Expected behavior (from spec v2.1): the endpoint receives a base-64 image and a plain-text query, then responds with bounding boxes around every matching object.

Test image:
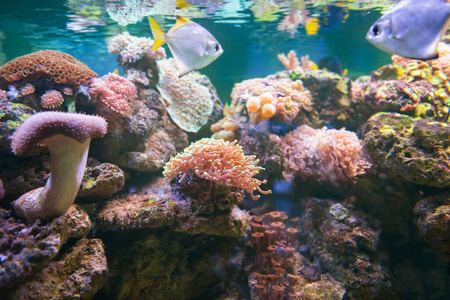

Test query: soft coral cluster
[89,73,137,115]
[281,125,372,186]
[163,138,270,200]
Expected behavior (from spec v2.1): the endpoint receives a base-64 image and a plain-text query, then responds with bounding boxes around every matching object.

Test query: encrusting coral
[10,111,108,219]
[157,58,214,133]
[281,125,372,186]
[0,50,97,88]
[163,138,271,201]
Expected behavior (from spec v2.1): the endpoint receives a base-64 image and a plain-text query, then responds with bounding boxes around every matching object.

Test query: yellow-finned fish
[149,15,223,76]
[366,0,450,60]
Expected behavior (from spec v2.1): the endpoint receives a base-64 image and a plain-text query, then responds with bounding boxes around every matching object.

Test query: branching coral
[163,138,270,200]
[281,125,372,186]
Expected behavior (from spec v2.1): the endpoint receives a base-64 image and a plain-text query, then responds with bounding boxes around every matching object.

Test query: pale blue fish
[149,15,223,75]
[366,0,450,59]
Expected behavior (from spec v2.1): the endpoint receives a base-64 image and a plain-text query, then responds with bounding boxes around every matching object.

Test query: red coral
[281,125,372,186]
[0,50,97,89]
[163,138,271,200]
[89,73,137,114]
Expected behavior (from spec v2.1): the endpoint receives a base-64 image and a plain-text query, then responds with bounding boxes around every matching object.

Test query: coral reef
[364,112,450,187]
[3,238,107,299]
[94,32,223,171]
[243,199,392,300]
[281,125,372,186]
[0,205,90,289]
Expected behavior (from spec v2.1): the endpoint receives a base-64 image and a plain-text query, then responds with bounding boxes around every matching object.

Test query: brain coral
[163,138,271,200]
[157,58,213,133]
[0,50,97,89]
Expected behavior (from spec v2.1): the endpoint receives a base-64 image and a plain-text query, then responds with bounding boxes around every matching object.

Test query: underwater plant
[10,111,107,219]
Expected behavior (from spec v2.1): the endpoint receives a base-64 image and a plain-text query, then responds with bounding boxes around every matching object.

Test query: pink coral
[41,90,65,109]
[89,73,137,114]
[281,125,372,186]
[163,138,271,200]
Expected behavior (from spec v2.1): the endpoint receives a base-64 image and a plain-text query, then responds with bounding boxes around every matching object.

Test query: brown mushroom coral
[10,112,107,220]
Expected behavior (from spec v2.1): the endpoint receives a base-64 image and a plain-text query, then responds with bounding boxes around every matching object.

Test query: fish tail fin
[148,16,166,52]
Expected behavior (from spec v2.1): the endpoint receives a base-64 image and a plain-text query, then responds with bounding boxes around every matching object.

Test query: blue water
[0,0,394,101]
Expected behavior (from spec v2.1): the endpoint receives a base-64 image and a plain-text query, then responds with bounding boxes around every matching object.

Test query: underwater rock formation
[77,159,125,200]
[3,238,107,300]
[98,229,235,300]
[0,102,35,155]
[415,193,450,261]
[364,112,450,187]
[96,178,249,237]
[0,205,90,289]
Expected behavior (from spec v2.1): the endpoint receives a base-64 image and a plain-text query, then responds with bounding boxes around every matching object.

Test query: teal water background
[0,0,394,101]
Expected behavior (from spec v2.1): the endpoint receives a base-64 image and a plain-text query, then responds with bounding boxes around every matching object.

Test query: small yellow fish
[366,0,450,59]
[149,15,223,76]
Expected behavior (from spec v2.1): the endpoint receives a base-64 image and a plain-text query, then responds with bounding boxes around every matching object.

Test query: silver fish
[149,15,223,75]
[366,0,450,59]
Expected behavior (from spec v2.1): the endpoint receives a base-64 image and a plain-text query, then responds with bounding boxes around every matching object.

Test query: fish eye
[372,24,381,36]
[214,43,220,52]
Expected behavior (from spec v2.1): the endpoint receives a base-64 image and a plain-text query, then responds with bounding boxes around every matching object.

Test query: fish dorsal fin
[168,15,192,34]
[148,16,166,52]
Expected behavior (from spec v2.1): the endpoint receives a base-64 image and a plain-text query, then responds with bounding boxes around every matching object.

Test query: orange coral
[0,50,97,89]
[163,138,271,200]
